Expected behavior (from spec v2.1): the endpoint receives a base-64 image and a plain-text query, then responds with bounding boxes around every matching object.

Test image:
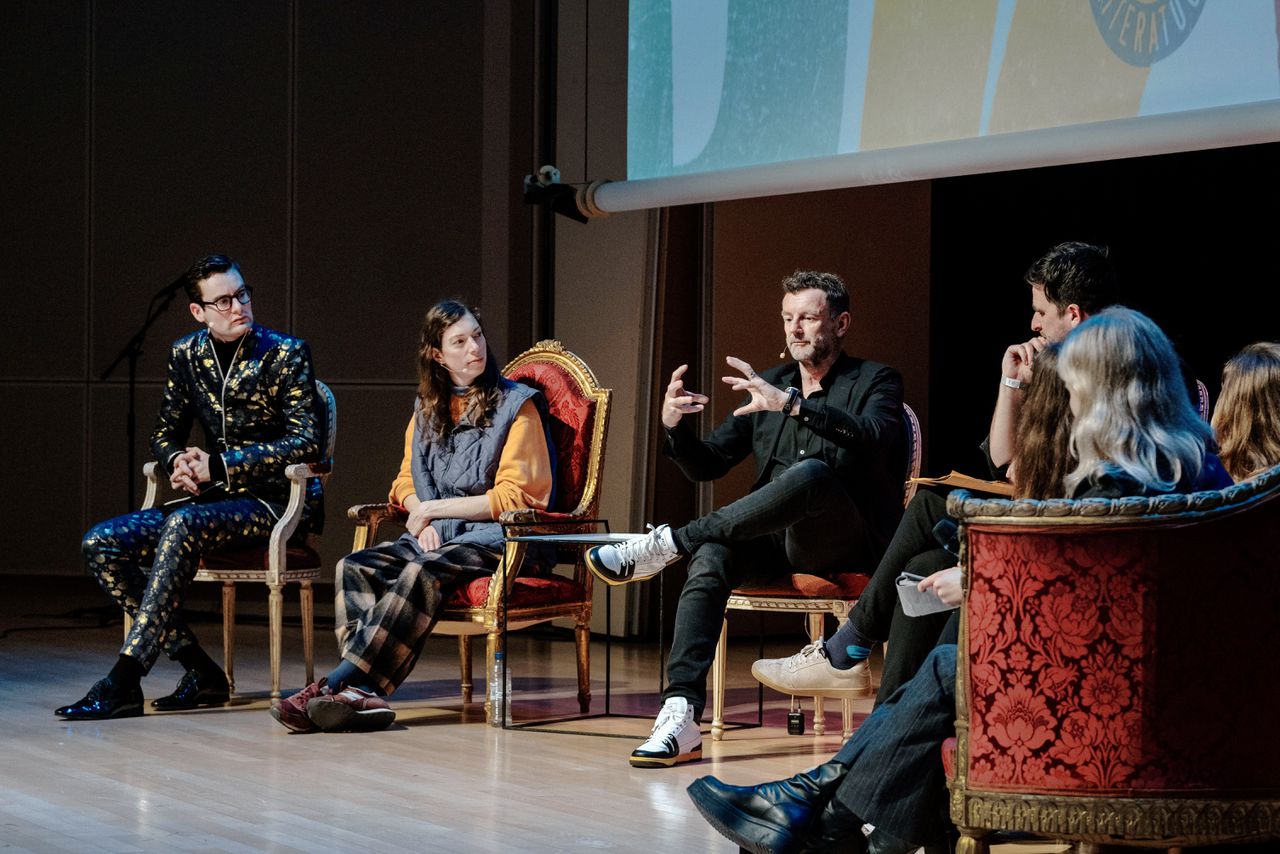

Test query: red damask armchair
[944,465,1280,852]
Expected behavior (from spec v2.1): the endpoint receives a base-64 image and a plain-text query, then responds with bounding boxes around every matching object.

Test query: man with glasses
[58,254,322,720]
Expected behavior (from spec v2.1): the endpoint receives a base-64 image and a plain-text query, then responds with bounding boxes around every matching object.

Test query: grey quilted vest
[409,378,547,550]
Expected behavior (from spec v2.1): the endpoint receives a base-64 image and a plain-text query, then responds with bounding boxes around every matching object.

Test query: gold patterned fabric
[84,501,276,669]
[152,324,323,525]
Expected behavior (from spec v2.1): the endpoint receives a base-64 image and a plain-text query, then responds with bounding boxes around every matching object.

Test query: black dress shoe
[687,759,849,854]
[55,676,144,720]
[151,668,230,710]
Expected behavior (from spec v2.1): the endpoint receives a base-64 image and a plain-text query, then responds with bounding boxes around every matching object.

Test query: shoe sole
[151,690,231,711]
[269,705,318,734]
[306,699,396,733]
[629,745,702,768]
[686,778,794,854]
[751,668,874,700]
[56,702,144,721]
[585,546,679,588]
[584,547,635,587]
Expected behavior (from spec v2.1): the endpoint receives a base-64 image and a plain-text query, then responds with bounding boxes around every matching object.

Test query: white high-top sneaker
[751,641,873,698]
[585,524,681,586]
[630,696,703,768]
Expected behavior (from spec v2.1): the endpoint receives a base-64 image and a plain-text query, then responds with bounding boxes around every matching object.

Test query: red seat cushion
[201,542,322,571]
[735,572,871,600]
[445,573,587,609]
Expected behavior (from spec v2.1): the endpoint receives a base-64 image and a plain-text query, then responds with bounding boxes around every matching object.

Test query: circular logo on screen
[1091,0,1204,66]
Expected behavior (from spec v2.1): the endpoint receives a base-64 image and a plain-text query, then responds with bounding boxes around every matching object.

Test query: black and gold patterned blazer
[151,324,323,528]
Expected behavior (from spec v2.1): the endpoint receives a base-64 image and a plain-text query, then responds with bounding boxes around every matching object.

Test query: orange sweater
[389,397,553,518]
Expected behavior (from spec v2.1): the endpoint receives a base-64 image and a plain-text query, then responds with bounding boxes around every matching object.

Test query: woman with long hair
[271,300,555,733]
[1212,341,1280,482]
[1057,306,1227,497]
[700,308,1232,854]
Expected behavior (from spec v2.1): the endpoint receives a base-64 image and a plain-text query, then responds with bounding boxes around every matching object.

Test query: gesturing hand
[723,356,788,416]
[661,364,709,428]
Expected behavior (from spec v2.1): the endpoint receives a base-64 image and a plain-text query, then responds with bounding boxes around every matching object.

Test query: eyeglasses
[199,286,253,313]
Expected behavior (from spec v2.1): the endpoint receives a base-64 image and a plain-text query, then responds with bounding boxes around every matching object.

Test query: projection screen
[591,0,1280,213]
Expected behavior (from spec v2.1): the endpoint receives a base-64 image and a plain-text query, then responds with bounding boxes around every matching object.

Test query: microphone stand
[99,275,186,511]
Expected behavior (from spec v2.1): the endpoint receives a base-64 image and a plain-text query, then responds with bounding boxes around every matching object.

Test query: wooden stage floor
[0,577,1063,853]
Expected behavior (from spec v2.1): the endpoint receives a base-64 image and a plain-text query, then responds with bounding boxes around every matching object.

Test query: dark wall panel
[0,386,87,574]
[0,3,88,379]
[86,383,165,529]
[91,1,290,380]
[318,386,418,570]
[294,5,484,382]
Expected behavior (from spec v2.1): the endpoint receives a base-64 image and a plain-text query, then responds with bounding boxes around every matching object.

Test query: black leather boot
[686,759,849,854]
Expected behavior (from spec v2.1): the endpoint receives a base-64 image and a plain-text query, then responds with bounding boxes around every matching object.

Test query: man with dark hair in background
[585,270,907,767]
[57,254,322,721]
[986,241,1119,475]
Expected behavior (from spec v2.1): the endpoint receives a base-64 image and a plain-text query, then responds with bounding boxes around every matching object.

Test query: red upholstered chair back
[947,467,1280,838]
[503,341,609,518]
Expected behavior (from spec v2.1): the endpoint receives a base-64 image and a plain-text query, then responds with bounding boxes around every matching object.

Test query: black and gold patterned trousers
[82,499,276,672]
[335,536,498,695]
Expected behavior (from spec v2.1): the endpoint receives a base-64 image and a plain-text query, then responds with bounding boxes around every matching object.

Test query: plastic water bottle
[489,650,513,726]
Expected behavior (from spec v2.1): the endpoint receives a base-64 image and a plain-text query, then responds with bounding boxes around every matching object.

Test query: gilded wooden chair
[710,402,922,741]
[1195,378,1210,421]
[944,465,1280,853]
[138,380,336,703]
[347,340,610,723]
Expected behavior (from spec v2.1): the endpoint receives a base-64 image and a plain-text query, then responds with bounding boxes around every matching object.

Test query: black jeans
[664,459,877,715]
[831,488,957,703]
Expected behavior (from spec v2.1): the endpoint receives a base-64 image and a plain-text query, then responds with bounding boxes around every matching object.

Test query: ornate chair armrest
[141,462,161,510]
[499,509,604,534]
[494,513,608,598]
[285,461,332,481]
[347,502,407,551]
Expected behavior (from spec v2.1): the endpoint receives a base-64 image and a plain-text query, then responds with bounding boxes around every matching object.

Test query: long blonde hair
[1212,342,1280,481]
[1057,307,1211,496]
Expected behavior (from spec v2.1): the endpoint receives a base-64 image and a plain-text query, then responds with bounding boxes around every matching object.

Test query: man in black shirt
[586,270,906,767]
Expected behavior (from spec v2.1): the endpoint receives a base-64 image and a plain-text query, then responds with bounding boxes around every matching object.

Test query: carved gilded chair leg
[300,581,314,685]
[268,582,284,703]
[484,630,506,725]
[808,613,826,736]
[840,697,852,740]
[459,636,473,704]
[575,619,591,713]
[221,582,236,694]
[955,830,990,854]
[711,618,728,741]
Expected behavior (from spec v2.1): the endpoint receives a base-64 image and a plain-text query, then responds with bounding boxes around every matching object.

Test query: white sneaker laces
[617,525,671,565]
